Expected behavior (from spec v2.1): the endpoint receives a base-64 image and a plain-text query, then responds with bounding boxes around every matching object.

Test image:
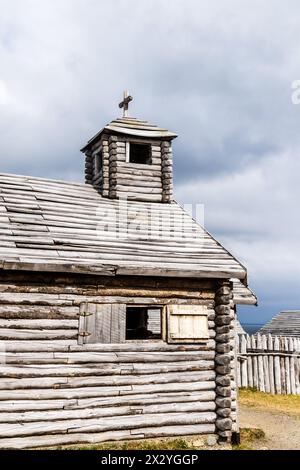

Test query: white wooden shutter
[79,303,126,344]
[167,305,209,343]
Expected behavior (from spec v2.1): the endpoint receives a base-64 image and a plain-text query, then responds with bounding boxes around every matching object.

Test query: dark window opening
[126,307,162,340]
[94,151,103,174]
[129,143,151,165]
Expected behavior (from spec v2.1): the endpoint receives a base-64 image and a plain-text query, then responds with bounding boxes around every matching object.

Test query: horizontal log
[0,319,78,330]
[1,350,215,365]
[114,162,162,172]
[0,401,216,424]
[2,340,77,352]
[0,367,215,384]
[0,391,216,413]
[52,351,215,363]
[0,329,77,341]
[0,424,216,449]
[4,339,216,353]
[0,411,216,438]
[0,305,78,319]
[0,381,216,401]
[110,179,162,188]
[113,186,162,194]
[0,273,215,290]
[111,192,162,202]
[109,166,162,177]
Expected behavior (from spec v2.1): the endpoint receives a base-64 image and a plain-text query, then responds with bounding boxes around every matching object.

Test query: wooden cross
[119,90,133,118]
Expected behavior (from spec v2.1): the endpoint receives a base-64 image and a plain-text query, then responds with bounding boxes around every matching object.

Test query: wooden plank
[257,334,265,392]
[110,304,126,343]
[289,337,296,395]
[241,335,247,388]
[236,335,241,388]
[246,335,253,388]
[280,337,286,394]
[268,334,275,394]
[262,335,270,393]
[95,304,110,344]
[284,337,291,395]
[274,336,281,394]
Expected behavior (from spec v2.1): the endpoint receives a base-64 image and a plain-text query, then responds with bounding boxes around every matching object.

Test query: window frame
[125,304,163,342]
[125,141,152,165]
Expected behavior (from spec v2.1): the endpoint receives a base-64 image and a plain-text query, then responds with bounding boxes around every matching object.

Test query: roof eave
[0,259,246,280]
[80,127,178,153]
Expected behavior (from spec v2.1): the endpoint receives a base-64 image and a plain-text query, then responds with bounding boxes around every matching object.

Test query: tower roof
[81,117,177,152]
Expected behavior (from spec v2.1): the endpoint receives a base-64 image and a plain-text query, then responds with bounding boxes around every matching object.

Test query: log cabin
[0,93,257,449]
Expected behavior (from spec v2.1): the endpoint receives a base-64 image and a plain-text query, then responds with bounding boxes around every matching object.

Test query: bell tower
[81,92,177,203]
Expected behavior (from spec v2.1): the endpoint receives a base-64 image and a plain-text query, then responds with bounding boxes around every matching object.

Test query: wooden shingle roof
[0,173,250,289]
[258,311,300,338]
[81,117,177,152]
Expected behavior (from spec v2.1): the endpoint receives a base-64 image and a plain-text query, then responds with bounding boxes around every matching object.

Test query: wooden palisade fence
[237,333,300,395]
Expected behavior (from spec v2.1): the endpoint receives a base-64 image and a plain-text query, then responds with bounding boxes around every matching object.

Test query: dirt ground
[239,404,300,450]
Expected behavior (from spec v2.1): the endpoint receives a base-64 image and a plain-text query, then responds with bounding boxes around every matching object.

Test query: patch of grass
[241,427,265,441]
[233,427,265,451]
[49,438,196,451]
[239,388,300,415]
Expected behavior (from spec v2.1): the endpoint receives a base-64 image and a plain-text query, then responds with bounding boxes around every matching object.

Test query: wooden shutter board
[111,304,126,343]
[79,303,126,344]
[96,304,112,344]
[167,305,209,344]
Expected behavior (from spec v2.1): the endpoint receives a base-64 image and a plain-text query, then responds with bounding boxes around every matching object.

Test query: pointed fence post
[268,334,275,394]
[274,336,281,394]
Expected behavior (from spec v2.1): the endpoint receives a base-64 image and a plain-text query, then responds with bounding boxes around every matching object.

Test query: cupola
[81,92,177,203]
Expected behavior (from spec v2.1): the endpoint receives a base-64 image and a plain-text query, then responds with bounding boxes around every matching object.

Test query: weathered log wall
[0,272,237,449]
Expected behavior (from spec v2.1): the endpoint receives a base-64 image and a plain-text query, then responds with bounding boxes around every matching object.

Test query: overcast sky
[1,0,300,325]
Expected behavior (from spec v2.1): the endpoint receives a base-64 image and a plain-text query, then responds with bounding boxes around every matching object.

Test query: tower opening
[129,142,151,165]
